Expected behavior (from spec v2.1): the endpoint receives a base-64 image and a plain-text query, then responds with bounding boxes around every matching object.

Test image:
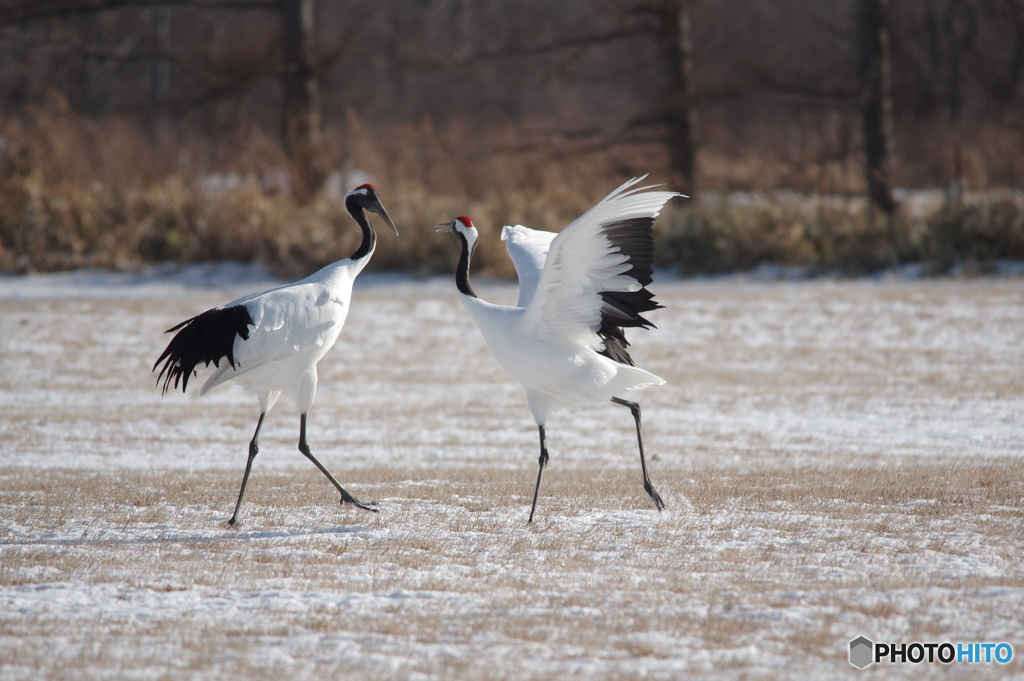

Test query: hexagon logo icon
[850,636,874,668]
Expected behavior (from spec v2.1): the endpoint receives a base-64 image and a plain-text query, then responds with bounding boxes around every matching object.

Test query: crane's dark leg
[528,425,549,523]
[298,414,377,513]
[229,413,265,526]
[612,397,665,511]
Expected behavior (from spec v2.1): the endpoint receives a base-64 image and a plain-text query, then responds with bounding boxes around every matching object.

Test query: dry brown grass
[3,109,1024,278]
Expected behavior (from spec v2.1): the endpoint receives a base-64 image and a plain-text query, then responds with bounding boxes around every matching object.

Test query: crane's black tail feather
[153,305,253,394]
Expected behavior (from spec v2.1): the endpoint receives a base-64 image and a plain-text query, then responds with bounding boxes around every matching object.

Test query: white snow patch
[1,271,1023,680]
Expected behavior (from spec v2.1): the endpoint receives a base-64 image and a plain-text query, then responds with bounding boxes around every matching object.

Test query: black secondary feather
[596,216,664,366]
[154,305,254,395]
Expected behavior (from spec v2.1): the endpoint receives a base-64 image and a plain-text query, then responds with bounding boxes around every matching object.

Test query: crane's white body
[457,177,674,425]
[201,260,367,415]
[459,296,664,424]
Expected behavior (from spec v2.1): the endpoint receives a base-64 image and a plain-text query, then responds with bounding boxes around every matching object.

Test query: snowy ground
[1,266,1023,679]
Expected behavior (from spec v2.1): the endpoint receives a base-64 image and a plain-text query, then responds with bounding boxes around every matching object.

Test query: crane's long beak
[435,221,456,233]
[370,200,399,236]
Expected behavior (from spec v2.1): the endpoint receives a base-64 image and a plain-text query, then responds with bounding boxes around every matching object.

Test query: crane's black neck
[344,193,376,262]
[454,230,478,298]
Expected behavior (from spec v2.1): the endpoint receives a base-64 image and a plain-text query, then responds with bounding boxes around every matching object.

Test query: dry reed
[2,110,1023,277]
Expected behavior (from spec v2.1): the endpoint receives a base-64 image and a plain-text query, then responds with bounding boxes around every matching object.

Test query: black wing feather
[153,305,254,394]
[596,216,664,366]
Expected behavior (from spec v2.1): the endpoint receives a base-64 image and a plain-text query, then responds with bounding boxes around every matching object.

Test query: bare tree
[151,5,171,145]
[280,0,323,203]
[1003,0,1024,105]
[655,0,698,196]
[857,0,897,213]
[3,0,1022,199]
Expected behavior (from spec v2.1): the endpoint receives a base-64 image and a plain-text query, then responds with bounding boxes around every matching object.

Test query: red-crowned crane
[154,184,398,525]
[438,176,681,522]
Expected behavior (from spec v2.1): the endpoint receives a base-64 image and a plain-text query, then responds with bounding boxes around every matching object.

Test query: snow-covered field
[1,266,1023,679]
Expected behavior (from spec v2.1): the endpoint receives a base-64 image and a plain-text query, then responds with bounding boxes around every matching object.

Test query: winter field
[1,266,1023,680]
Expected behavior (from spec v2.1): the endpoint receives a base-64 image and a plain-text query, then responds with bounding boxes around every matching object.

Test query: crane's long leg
[612,397,665,511]
[528,425,549,523]
[298,414,377,513]
[229,413,265,526]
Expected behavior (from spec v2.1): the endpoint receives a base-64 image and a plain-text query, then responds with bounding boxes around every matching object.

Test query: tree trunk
[280,0,323,203]
[659,0,698,197]
[1004,0,1024,105]
[857,0,897,214]
[151,6,170,149]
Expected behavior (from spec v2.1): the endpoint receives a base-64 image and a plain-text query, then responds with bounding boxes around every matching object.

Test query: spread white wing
[519,176,679,354]
[501,224,557,308]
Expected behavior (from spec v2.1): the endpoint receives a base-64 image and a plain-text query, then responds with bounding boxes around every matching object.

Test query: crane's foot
[340,495,379,513]
[645,481,665,512]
